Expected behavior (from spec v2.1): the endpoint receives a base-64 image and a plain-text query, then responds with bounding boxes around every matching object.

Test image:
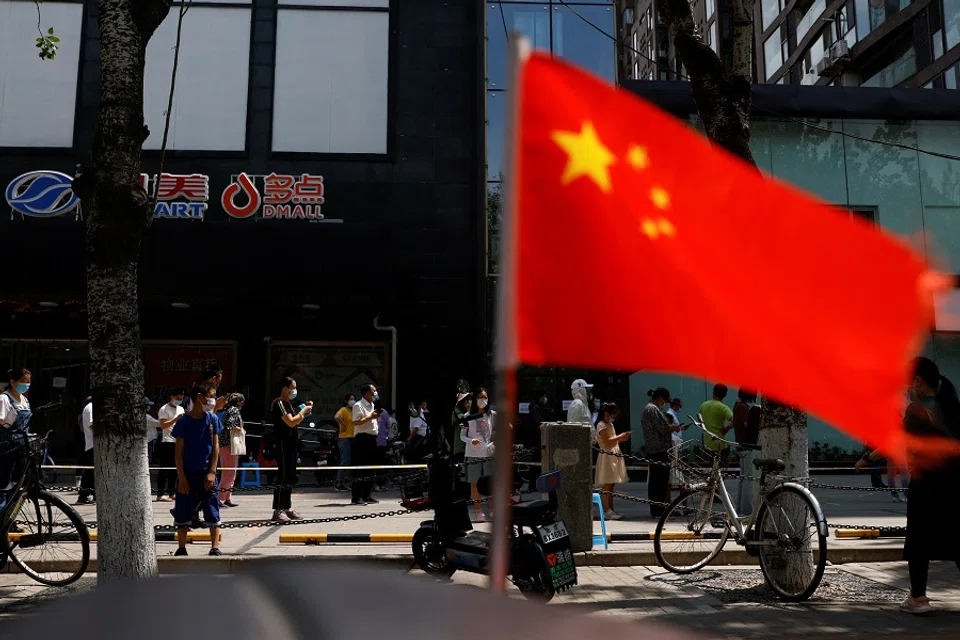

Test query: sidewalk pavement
[45,474,905,565]
[3,562,959,638]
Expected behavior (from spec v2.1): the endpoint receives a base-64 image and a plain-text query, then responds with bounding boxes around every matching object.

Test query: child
[173,381,223,556]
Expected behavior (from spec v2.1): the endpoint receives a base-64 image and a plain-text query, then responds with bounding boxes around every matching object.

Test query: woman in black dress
[862,357,960,614]
[271,377,312,522]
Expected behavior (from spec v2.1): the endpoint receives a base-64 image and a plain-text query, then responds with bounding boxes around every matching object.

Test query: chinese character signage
[221,173,326,220]
[143,344,235,399]
[139,173,209,219]
[5,170,335,222]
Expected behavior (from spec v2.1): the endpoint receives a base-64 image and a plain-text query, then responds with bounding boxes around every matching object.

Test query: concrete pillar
[542,422,593,553]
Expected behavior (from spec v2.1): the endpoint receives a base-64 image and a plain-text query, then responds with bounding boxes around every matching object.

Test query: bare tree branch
[152,0,192,212]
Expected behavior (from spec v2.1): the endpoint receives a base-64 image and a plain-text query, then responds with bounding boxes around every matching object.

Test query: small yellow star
[650,187,670,209]
[627,145,649,170]
[551,122,616,193]
[640,218,676,239]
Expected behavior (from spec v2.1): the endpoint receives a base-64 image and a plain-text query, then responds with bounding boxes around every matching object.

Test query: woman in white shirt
[155,388,185,502]
[460,388,495,522]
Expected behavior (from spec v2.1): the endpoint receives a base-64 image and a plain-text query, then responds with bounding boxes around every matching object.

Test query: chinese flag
[504,53,943,456]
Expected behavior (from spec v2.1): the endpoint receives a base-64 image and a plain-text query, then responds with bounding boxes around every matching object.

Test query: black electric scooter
[409,454,577,602]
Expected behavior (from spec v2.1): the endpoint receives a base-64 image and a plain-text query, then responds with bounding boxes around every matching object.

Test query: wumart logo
[5,170,79,217]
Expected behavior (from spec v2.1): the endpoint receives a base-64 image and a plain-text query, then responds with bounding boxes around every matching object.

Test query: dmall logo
[4,170,79,217]
[221,173,328,220]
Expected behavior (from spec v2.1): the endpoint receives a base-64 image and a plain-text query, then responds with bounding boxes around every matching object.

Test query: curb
[0,545,904,575]
[8,531,214,543]
[833,528,906,539]
[277,532,725,544]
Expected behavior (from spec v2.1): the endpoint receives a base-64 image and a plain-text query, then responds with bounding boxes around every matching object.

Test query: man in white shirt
[156,389,185,502]
[78,400,95,505]
[350,384,381,506]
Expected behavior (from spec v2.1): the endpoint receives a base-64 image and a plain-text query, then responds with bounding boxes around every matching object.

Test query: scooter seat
[511,500,552,521]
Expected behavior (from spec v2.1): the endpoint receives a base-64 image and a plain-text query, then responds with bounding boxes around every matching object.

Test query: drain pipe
[373,315,397,409]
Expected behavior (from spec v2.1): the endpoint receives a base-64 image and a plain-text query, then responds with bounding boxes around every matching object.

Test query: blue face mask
[372,392,380,402]
[15,383,30,394]
[288,388,298,400]
[593,400,600,410]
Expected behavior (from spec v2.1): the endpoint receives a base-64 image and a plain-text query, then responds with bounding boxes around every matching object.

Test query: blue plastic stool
[592,492,608,549]
[240,462,261,488]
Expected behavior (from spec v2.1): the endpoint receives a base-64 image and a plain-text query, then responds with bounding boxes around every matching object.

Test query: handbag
[230,427,247,456]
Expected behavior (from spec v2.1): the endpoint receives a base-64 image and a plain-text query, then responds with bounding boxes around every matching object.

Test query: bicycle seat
[753,458,785,472]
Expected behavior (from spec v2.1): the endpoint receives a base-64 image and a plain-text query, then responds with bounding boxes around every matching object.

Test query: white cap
[571,379,593,391]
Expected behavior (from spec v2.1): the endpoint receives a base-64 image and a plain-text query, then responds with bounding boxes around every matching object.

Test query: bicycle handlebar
[686,414,761,452]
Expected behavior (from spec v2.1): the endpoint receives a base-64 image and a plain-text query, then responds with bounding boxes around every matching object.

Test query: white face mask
[477,398,489,409]
[289,388,298,400]
[347,399,356,408]
[204,398,216,412]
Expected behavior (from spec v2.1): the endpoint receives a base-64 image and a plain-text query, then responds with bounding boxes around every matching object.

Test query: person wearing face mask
[272,377,312,521]
[0,367,31,512]
[172,382,224,557]
[643,387,682,518]
[447,393,473,462]
[595,402,629,520]
[567,379,595,446]
[77,396,96,505]
[334,393,356,492]
[460,388,495,522]
[351,384,382,506]
[156,388,186,502]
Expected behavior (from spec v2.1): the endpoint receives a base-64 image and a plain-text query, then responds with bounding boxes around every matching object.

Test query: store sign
[139,173,209,219]
[5,170,80,217]
[221,172,326,220]
[142,344,235,398]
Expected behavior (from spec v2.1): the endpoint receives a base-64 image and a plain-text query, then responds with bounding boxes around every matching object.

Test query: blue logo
[5,170,79,218]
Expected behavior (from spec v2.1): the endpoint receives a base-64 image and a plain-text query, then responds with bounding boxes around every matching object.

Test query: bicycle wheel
[8,490,90,586]
[654,488,730,573]
[41,455,57,486]
[756,485,827,602]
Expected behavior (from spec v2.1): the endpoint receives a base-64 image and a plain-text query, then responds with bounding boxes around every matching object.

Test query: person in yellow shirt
[699,384,734,454]
[335,393,356,492]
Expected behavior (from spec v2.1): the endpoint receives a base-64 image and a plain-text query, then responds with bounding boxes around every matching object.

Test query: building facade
[1,0,486,451]
[615,0,735,82]
[758,0,960,88]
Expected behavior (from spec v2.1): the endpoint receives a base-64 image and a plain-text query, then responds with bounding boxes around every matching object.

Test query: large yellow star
[551,122,616,193]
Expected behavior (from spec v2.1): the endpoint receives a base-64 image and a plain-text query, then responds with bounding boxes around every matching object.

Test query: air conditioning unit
[815,58,831,75]
[830,40,851,59]
[801,72,819,85]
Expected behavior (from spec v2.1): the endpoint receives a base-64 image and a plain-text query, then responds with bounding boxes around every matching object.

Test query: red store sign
[221,173,327,220]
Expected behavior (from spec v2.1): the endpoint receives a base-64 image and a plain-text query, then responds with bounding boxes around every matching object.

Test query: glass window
[707,0,716,19]
[486,91,506,181]
[552,4,616,82]
[946,0,960,51]
[855,0,870,40]
[861,46,917,87]
[947,64,958,90]
[764,30,783,79]
[487,3,550,89]
[710,21,718,52]
[0,1,83,147]
[762,0,782,29]
[273,8,388,153]
[934,29,944,59]
[144,6,251,151]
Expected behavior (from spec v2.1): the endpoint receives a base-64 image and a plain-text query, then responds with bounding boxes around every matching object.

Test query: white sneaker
[899,596,934,615]
[604,509,622,521]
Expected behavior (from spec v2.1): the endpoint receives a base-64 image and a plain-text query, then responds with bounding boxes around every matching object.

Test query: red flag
[506,53,943,457]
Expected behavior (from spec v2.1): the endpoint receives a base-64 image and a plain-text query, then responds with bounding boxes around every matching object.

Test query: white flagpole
[490,32,531,595]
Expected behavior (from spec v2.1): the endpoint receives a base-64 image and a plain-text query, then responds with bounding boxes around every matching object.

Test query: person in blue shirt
[173,381,223,556]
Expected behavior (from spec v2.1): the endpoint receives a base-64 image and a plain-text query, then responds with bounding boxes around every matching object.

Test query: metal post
[489,32,531,594]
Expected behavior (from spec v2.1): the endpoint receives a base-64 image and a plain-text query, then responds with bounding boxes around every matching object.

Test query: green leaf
[47,26,54,34]
[48,36,59,42]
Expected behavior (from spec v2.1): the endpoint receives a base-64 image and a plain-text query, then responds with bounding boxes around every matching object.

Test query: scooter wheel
[412,528,456,577]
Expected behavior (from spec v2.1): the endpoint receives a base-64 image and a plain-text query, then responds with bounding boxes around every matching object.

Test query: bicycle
[0,402,90,586]
[653,414,828,601]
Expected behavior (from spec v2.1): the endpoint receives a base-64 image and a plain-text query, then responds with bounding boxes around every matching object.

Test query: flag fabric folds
[506,52,941,456]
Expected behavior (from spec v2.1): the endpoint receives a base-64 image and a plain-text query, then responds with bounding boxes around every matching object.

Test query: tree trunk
[74,0,172,583]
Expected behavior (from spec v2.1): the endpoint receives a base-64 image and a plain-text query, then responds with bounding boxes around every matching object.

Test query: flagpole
[490,32,531,595]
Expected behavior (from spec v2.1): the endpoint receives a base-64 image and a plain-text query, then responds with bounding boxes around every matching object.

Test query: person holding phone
[350,384,381,506]
[271,377,312,521]
[595,402,629,521]
[643,387,679,518]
